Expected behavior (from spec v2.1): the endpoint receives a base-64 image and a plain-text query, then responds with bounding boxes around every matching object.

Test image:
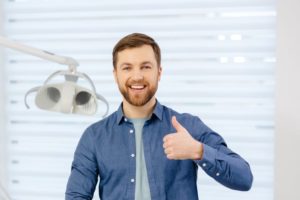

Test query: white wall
[0,0,4,182]
[0,0,8,188]
[0,0,5,182]
[275,0,300,200]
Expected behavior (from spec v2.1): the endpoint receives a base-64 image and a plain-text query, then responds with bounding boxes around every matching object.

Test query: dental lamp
[0,35,109,117]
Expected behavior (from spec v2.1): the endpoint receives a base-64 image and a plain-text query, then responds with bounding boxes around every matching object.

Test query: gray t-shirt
[130,118,151,200]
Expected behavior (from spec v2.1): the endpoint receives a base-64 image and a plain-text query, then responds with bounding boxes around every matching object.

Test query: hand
[163,116,203,160]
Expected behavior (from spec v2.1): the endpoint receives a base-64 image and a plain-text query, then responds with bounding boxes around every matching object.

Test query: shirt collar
[116,99,163,125]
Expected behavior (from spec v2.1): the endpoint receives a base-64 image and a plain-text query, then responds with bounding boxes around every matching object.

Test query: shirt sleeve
[191,117,253,191]
[65,127,99,200]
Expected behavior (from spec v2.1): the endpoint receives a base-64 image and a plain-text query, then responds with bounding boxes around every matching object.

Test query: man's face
[113,45,162,107]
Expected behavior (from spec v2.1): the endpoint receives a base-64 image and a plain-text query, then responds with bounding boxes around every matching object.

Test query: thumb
[172,116,187,133]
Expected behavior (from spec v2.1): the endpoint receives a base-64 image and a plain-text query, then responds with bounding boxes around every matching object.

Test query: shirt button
[202,163,207,167]
[124,118,128,122]
[129,129,134,134]
[131,154,135,158]
[131,178,135,183]
[216,172,220,176]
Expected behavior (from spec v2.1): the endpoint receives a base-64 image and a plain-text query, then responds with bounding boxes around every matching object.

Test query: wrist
[191,141,203,160]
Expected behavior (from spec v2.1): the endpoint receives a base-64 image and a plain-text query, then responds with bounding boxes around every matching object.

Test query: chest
[94,123,196,182]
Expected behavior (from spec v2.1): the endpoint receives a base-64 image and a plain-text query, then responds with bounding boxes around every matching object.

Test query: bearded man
[65,33,253,200]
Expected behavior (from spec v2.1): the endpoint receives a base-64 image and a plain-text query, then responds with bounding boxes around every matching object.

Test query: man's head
[112,33,161,69]
[112,33,162,107]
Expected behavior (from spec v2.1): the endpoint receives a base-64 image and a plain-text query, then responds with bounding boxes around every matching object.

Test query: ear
[113,68,117,83]
[158,66,162,81]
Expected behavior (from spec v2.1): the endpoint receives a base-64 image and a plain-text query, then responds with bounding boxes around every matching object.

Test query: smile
[129,85,146,90]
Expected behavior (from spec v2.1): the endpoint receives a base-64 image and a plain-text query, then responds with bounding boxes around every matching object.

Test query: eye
[122,66,131,71]
[142,65,151,69]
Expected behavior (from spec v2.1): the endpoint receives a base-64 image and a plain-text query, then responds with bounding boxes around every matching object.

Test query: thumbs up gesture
[163,116,203,160]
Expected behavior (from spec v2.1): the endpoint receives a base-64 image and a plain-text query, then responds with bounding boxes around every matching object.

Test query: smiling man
[65,33,253,200]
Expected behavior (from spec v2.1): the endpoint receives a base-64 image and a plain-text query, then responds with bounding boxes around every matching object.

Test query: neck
[122,97,156,119]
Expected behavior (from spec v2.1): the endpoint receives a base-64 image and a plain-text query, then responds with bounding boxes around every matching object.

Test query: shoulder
[82,110,118,139]
[161,103,213,138]
[162,104,201,124]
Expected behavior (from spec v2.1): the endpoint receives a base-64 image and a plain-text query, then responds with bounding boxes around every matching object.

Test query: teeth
[131,85,145,89]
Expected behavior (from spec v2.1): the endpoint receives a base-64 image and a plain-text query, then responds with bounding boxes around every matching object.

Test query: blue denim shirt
[65,100,253,200]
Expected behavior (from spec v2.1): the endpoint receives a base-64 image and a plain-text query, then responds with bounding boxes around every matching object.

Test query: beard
[118,79,158,107]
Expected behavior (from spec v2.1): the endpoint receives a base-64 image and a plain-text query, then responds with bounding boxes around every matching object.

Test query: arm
[195,130,253,191]
[163,116,253,191]
[65,127,99,200]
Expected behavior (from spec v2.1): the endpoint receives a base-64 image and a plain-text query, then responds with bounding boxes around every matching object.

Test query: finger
[163,138,174,149]
[163,142,169,149]
[164,148,171,155]
[163,136,168,143]
[171,116,187,133]
[166,153,174,160]
[163,134,174,142]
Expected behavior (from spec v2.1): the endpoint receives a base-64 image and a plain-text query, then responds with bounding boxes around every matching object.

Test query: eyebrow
[120,61,154,67]
[120,63,132,67]
[141,61,154,65]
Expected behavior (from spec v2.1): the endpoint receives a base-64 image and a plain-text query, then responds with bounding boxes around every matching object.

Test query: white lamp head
[35,82,98,115]
[24,70,109,117]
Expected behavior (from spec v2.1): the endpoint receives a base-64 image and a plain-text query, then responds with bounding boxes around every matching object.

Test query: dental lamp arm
[0,35,79,72]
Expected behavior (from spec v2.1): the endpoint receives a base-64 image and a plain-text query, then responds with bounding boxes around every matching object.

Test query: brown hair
[112,33,161,68]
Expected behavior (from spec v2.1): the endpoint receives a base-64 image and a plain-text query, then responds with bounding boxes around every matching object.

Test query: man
[65,33,253,200]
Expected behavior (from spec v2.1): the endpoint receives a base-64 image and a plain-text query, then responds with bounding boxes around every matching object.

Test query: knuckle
[167,154,173,160]
[162,143,167,148]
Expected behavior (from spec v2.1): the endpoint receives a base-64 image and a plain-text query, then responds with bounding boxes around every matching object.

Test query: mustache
[126,80,148,86]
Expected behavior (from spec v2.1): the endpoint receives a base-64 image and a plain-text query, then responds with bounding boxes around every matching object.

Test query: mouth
[128,84,147,93]
[129,85,146,90]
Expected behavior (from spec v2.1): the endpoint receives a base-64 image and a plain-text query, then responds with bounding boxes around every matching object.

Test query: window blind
[3,0,276,199]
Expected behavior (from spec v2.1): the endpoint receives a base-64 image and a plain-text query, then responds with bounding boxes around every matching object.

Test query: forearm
[65,127,99,200]
[65,162,98,200]
[195,144,253,191]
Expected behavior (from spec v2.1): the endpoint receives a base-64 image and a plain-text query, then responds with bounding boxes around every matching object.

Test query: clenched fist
[163,116,203,160]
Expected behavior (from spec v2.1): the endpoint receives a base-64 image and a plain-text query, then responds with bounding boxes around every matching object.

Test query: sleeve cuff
[194,143,217,172]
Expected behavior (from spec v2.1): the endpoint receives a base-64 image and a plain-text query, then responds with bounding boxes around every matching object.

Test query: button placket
[127,124,136,188]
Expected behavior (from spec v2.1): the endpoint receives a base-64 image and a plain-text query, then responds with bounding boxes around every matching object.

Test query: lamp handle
[24,86,41,109]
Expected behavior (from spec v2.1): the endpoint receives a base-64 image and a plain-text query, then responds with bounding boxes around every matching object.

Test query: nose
[131,69,143,81]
